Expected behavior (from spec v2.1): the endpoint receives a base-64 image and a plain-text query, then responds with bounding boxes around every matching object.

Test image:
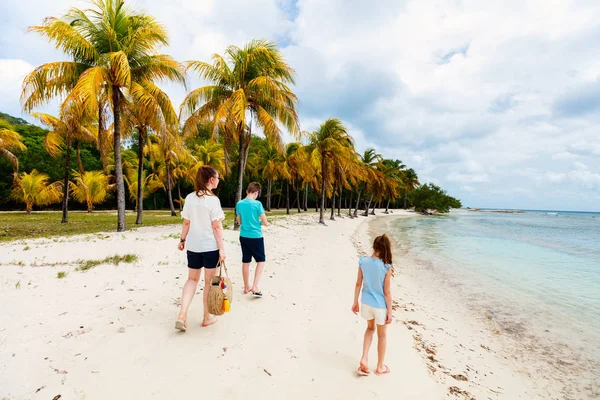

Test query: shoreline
[366,212,599,399]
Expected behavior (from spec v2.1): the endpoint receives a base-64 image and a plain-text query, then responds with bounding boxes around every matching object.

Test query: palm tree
[0,120,27,170]
[402,168,420,209]
[306,119,353,225]
[355,148,383,217]
[250,140,286,211]
[123,151,164,212]
[282,142,310,214]
[34,98,96,223]
[126,82,180,223]
[180,39,300,229]
[70,170,113,212]
[12,170,63,213]
[190,140,226,179]
[380,159,405,213]
[22,0,186,231]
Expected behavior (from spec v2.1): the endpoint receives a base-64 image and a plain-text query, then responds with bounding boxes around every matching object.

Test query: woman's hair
[195,165,218,196]
[373,234,393,265]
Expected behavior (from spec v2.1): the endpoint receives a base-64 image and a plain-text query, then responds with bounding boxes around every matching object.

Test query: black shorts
[239,237,266,263]
[187,250,219,269]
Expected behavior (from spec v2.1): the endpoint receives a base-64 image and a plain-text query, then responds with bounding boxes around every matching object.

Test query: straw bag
[207,261,232,316]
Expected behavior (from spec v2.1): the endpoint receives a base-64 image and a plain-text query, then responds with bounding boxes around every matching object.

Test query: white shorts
[361,303,387,325]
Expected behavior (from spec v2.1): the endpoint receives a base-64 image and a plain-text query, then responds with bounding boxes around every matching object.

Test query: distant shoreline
[465,208,523,213]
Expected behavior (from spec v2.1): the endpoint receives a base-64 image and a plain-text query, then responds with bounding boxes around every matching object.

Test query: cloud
[2,0,600,211]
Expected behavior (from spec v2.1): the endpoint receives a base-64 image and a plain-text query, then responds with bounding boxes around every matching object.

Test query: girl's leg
[177,268,202,326]
[375,324,390,374]
[360,319,376,371]
[201,267,218,326]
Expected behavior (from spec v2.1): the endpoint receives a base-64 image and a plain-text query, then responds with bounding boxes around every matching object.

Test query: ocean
[388,209,600,395]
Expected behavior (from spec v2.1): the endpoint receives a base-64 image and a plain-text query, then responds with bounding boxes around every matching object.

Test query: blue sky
[1,0,600,211]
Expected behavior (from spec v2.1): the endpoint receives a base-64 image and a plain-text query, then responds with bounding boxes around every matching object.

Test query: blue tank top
[359,255,391,309]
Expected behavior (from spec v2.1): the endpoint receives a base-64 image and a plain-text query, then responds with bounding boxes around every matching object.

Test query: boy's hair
[246,182,261,194]
[373,234,393,265]
[195,165,218,196]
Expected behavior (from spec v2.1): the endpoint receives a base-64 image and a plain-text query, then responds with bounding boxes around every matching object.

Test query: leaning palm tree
[180,39,300,229]
[34,98,96,223]
[70,170,113,212]
[305,119,353,225]
[0,119,27,170]
[12,170,63,213]
[22,0,186,231]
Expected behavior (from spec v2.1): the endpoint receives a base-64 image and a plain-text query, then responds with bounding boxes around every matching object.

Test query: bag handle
[217,260,228,278]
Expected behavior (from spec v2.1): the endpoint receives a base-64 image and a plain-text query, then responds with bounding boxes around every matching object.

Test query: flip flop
[251,291,263,298]
[357,367,370,376]
[175,320,186,332]
[374,365,390,375]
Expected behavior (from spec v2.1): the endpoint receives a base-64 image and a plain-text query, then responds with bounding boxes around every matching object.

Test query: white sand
[0,211,550,399]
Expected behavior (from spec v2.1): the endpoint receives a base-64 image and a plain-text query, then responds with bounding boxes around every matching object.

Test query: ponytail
[373,234,393,265]
[195,165,218,197]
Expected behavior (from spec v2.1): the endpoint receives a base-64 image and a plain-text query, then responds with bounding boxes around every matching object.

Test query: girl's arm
[352,267,363,314]
[177,219,191,251]
[212,219,226,261]
[383,268,393,323]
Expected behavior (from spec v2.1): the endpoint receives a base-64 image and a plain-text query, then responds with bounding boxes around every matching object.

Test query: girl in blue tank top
[352,234,393,376]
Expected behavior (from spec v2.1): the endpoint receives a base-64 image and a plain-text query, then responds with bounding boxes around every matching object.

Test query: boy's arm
[259,213,269,226]
[236,215,241,225]
[383,269,393,323]
[352,267,363,314]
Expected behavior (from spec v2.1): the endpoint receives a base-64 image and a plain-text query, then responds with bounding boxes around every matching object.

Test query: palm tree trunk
[364,194,373,216]
[337,183,342,217]
[61,139,71,224]
[136,129,144,225]
[319,185,326,224]
[330,191,336,220]
[177,181,182,211]
[385,199,390,213]
[166,162,177,216]
[277,185,283,209]
[315,191,319,213]
[98,101,109,174]
[354,189,362,217]
[76,141,84,175]
[348,191,354,217]
[113,90,126,232]
[404,196,408,209]
[296,180,301,213]
[304,183,308,211]
[286,181,290,215]
[371,200,376,215]
[234,130,250,230]
[266,179,272,211]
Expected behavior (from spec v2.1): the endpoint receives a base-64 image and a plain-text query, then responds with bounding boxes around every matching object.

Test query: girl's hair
[195,166,218,197]
[373,234,393,265]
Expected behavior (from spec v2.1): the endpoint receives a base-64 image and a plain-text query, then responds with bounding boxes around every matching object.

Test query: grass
[76,253,138,271]
[57,271,67,279]
[0,209,295,242]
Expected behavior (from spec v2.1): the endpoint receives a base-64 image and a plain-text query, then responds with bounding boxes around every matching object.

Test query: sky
[1,0,600,211]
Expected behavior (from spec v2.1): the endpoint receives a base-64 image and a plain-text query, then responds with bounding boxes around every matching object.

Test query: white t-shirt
[181,192,225,253]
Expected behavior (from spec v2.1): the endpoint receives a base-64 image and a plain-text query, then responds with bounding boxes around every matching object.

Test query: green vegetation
[409,184,462,214]
[57,271,67,279]
[76,253,138,271]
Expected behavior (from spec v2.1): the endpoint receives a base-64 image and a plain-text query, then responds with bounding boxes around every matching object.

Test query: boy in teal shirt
[236,182,269,297]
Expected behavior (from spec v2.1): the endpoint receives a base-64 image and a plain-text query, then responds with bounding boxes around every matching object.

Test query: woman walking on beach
[352,234,393,376]
[175,166,225,331]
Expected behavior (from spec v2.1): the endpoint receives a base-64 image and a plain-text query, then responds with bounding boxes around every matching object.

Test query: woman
[175,166,226,331]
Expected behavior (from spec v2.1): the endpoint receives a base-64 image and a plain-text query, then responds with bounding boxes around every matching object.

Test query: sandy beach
[0,211,556,399]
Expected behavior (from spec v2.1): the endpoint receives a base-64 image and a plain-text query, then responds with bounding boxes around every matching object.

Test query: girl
[352,234,393,376]
[175,166,225,331]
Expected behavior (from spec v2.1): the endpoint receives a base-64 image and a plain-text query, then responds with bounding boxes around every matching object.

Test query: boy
[236,182,269,297]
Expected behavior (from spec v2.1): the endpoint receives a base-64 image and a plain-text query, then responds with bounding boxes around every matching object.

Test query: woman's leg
[177,268,202,326]
[360,319,376,371]
[376,324,389,374]
[202,267,218,326]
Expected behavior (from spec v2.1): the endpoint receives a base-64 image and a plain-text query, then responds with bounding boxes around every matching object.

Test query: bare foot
[374,365,390,375]
[357,362,370,376]
[243,287,251,294]
[201,316,218,327]
[175,316,187,331]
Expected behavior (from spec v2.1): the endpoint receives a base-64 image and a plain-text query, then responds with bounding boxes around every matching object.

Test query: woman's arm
[212,219,226,261]
[177,219,191,251]
[383,268,393,323]
[352,267,363,314]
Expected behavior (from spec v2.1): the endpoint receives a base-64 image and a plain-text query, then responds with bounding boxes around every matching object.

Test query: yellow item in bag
[223,298,231,313]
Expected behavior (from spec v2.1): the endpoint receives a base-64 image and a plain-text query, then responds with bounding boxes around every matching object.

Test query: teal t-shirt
[236,198,265,238]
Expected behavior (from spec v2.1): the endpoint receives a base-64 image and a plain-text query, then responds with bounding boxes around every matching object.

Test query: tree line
[0,0,460,230]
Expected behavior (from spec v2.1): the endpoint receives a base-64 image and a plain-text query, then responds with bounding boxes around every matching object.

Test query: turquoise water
[389,210,600,368]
